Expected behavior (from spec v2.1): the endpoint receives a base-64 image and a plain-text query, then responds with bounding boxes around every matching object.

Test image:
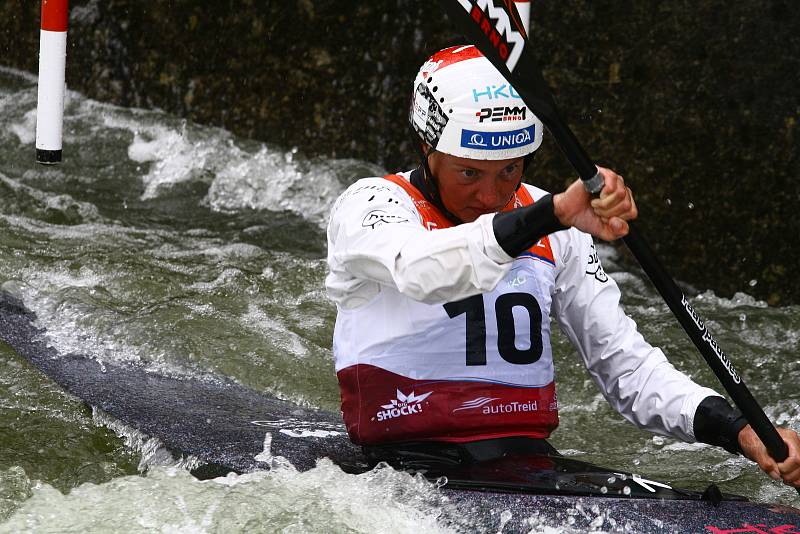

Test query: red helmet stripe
[427,45,483,72]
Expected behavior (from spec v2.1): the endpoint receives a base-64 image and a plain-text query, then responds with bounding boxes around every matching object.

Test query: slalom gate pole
[36,0,69,165]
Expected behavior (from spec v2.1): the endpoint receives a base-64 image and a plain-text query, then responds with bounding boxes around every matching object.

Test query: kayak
[1,292,798,533]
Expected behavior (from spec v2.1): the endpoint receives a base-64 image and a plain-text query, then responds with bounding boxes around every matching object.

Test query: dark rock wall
[2,0,798,304]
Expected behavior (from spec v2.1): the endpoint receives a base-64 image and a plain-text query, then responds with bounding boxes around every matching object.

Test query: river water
[0,67,798,532]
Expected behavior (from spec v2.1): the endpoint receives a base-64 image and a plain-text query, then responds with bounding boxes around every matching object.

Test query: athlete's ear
[424,145,440,168]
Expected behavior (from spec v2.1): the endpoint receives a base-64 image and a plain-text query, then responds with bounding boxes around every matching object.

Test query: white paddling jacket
[326,171,720,446]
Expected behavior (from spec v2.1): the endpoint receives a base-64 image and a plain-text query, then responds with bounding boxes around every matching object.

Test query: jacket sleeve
[326,178,514,309]
[550,228,722,442]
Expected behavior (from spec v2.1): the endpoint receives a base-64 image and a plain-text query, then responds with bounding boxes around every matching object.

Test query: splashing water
[0,66,798,533]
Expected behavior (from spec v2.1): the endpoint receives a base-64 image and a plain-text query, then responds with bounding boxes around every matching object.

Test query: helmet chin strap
[410,138,465,225]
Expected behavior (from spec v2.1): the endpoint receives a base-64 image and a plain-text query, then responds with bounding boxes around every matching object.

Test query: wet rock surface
[2,0,798,304]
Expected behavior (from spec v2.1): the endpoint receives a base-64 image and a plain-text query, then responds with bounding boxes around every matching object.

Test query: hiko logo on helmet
[460,125,535,150]
[455,0,526,72]
[472,84,522,102]
[476,106,527,123]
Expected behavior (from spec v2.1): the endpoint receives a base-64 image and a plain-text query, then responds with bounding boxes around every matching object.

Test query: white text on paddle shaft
[376,390,432,422]
[455,0,525,72]
[681,295,742,384]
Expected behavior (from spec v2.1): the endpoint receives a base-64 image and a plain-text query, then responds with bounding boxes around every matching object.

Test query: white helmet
[410,45,544,160]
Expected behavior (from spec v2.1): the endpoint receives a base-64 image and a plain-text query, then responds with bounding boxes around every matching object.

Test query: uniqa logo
[460,125,535,150]
[508,274,527,288]
[376,389,432,421]
[469,133,487,146]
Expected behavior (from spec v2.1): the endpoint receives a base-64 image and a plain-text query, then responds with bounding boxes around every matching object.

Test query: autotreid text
[453,397,540,415]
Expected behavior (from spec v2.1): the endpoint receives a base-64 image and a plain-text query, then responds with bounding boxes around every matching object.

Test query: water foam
[92,407,202,474]
[205,148,380,227]
[99,107,384,228]
[8,109,36,145]
[0,462,456,534]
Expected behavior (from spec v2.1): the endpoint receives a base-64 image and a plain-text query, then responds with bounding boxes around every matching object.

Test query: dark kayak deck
[2,292,799,532]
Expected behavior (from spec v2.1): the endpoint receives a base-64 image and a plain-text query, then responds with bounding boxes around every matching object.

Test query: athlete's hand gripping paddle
[437,0,798,494]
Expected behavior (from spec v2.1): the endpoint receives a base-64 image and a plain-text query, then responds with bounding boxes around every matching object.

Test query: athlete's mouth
[459,206,504,223]
[469,206,504,215]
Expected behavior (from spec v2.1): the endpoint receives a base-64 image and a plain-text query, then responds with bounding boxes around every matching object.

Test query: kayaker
[325,45,800,488]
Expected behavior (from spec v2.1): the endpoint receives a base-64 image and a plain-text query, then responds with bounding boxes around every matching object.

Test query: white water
[1,66,798,533]
[0,464,457,534]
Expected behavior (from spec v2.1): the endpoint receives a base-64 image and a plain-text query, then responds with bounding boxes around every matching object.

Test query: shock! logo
[376,389,432,421]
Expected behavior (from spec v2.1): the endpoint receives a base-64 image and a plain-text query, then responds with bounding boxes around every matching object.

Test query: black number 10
[444,293,544,366]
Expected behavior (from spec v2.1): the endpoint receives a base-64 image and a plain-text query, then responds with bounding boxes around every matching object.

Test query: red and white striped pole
[36,0,69,165]
[514,0,531,35]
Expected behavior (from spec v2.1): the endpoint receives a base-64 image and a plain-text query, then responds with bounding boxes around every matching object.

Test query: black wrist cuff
[693,396,749,455]
[492,194,568,258]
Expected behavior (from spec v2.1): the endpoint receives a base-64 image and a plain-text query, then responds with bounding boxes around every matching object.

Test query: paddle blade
[438,0,596,179]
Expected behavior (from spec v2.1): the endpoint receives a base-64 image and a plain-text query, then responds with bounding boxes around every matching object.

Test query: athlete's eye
[500,163,520,179]
[460,168,479,179]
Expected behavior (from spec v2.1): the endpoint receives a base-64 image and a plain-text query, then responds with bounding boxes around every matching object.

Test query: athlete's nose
[474,178,500,210]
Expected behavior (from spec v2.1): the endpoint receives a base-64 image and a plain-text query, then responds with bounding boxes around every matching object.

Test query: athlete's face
[428,152,524,223]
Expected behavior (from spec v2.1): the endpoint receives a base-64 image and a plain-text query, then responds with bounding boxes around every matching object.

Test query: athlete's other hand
[738,425,800,488]
[553,167,637,241]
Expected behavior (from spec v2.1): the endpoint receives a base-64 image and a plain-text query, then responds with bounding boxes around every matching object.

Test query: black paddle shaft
[439,0,794,468]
